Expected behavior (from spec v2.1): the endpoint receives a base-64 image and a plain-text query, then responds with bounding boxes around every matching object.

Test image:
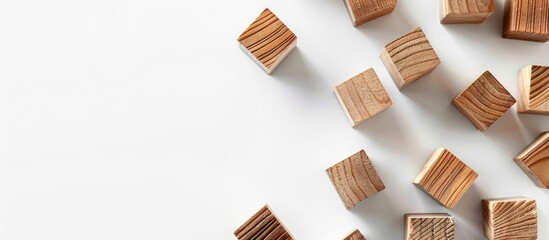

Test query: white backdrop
[0,0,548,239]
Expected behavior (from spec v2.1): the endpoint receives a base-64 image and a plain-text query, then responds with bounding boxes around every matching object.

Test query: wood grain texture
[404,214,455,240]
[514,132,549,188]
[380,27,441,90]
[342,229,367,240]
[413,148,478,209]
[518,65,549,114]
[234,205,294,240]
[238,8,297,74]
[326,149,385,209]
[483,197,537,240]
[344,0,397,27]
[334,68,393,127]
[503,0,549,42]
[452,71,516,131]
[440,0,494,24]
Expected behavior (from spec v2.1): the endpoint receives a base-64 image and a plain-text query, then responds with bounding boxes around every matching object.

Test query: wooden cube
[344,0,397,27]
[404,213,455,240]
[413,148,478,209]
[380,27,441,90]
[452,71,516,131]
[234,204,294,240]
[342,229,366,240]
[483,197,537,240]
[238,8,297,74]
[518,65,549,114]
[503,0,549,42]
[440,0,494,24]
[514,132,549,188]
[326,150,385,209]
[334,68,393,127]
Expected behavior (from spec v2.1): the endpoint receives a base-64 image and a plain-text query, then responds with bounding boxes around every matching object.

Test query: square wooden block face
[334,68,393,127]
[452,71,516,131]
[413,148,478,209]
[380,27,441,90]
[234,205,294,240]
[503,0,549,42]
[343,229,366,240]
[518,65,549,114]
[344,0,397,27]
[237,8,297,74]
[440,0,494,24]
[514,132,549,188]
[483,197,537,240]
[404,214,455,240]
[326,150,385,209]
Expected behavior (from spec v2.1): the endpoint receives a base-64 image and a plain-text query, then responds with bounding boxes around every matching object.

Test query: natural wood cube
[326,150,385,209]
[342,229,366,240]
[514,132,549,188]
[413,148,478,209]
[380,27,441,90]
[404,213,455,240]
[344,0,397,27]
[440,0,494,24]
[234,204,294,240]
[503,0,549,42]
[452,71,516,131]
[238,8,297,74]
[483,197,537,240]
[518,65,549,114]
[334,68,393,127]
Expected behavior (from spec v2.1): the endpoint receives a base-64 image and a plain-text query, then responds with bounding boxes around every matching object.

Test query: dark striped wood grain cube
[405,213,455,240]
[483,197,537,240]
[503,0,549,42]
[518,65,549,114]
[514,132,549,188]
[234,205,294,240]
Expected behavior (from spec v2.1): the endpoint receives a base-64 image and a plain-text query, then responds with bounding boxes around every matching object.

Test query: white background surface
[0,0,548,239]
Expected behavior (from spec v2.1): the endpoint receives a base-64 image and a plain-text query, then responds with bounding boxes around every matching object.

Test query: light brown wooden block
[404,213,455,240]
[503,0,549,42]
[326,150,385,209]
[514,132,549,188]
[483,197,537,240]
[238,8,297,74]
[334,68,393,127]
[344,0,397,27]
[380,27,441,90]
[413,148,478,209]
[234,204,294,240]
[452,71,516,131]
[342,229,366,240]
[518,65,549,114]
[440,0,494,24]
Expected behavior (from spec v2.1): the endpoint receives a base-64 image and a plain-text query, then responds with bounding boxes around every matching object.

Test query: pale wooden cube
[413,148,478,209]
[326,150,385,209]
[518,65,549,114]
[380,27,441,90]
[234,204,294,240]
[483,197,537,240]
[440,0,494,24]
[503,0,549,42]
[238,8,297,74]
[344,0,397,27]
[452,71,516,131]
[514,132,549,188]
[334,68,392,127]
[404,213,455,240]
[342,229,366,240]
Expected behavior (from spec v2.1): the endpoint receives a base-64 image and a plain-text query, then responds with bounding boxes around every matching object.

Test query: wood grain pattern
[238,8,297,74]
[514,132,549,188]
[483,197,537,240]
[344,0,397,27]
[404,214,455,240]
[452,71,516,131]
[342,229,367,240]
[503,0,549,42]
[334,68,393,127]
[518,65,549,114]
[380,27,441,90]
[326,149,385,209]
[234,205,294,240]
[440,0,494,24]
[413,148,478,209]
